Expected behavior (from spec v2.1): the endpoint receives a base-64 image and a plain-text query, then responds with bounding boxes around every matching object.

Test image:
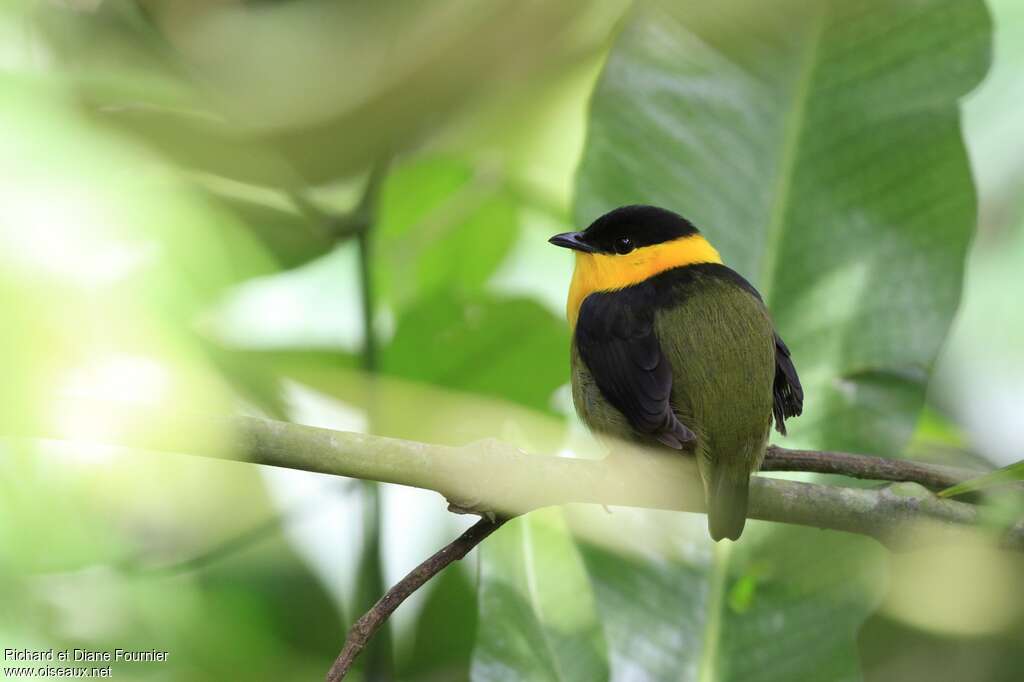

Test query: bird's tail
[707,465,750,542]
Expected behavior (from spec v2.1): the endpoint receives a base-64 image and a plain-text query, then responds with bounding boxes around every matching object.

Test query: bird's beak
[548,231,596,253]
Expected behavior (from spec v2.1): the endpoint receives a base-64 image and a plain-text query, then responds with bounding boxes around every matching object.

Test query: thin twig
[761,446,985,491]
[351,160,389,368]
[325,516,507,682]
[355,228,377,371]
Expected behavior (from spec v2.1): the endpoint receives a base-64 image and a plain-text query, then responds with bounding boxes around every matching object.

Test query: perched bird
[550,205,802,540]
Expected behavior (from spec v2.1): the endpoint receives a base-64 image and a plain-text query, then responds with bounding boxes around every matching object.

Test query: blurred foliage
[375,158,519,310]
[939,460,1024,499]
[383,293,567,413]
[1,0,1023,680]
[35,0,619,187]
[931,0,1024,472]
[569,510,883,682]
[473,509,608,682]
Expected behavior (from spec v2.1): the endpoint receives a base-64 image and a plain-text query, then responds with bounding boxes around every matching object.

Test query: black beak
[548,231,596,253]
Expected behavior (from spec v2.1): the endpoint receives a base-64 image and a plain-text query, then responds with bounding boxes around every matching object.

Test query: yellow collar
[566,234,722,327]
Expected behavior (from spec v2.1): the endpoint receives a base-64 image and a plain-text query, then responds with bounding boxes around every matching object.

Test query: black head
[548,205,699,255]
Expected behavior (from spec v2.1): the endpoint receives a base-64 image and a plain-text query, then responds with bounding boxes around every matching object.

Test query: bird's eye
[614,236,634,255]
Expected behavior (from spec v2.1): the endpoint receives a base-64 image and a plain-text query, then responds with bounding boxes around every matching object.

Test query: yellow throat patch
[566,234,722,328]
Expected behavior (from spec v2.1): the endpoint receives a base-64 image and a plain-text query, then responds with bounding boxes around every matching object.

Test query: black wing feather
[772,332,803,435]
[575,288,694,449]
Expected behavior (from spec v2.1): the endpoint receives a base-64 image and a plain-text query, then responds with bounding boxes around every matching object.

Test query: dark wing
[772,332,803,435]
[575,289,695,449]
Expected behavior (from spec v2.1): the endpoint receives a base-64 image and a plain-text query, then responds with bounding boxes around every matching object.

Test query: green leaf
[376,157,520,312]
[572,511,886,682]
[400,565,479,682]
[382,293,568,413]
[568,0,991,679]
[576,0,990,452]
[472,509,610,682]
[197,185,334,270]
[939,460,1024,498]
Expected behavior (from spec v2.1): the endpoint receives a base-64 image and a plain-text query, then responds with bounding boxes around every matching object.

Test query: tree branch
[211,416,1019,549]
[760,445,986,491]
[325,516,506,682]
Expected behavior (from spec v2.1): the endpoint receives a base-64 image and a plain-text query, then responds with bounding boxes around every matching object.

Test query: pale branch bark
[24,409,1021,549]
[325,517,506,682]
[221,416,1022,549]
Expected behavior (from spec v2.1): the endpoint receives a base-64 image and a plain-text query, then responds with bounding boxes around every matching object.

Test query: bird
[549,205,802,541]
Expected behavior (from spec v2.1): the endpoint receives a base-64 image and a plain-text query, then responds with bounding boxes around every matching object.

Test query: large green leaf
[576,0,989,452]
[542,0,990,680]
[571,510,885,682]
[472,509,609,682]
